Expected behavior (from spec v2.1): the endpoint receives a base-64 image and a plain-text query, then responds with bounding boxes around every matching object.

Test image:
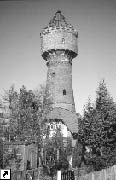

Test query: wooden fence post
[114,165,116,180]
[92,172,94,180]
[57,171,61,180]
[104,169,107,180]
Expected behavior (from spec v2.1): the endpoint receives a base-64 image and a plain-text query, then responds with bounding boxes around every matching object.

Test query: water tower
[40,10,78,139]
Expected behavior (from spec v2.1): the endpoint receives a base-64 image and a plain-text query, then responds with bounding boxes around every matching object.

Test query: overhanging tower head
[40,10,78,61]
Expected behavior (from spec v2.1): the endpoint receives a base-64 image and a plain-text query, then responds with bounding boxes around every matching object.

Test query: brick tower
[40,11,78,136]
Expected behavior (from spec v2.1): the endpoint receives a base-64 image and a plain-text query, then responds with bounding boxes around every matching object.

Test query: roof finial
[56,10,61,14]
[48,10,69,28]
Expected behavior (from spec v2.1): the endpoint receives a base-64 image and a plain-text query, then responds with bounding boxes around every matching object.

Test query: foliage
[43,127,69,178]
[3,145,22,169]
[0,84,46,168]
[1,84,45,142]
[18,86,40,140]
[1,85,19,141]
[74,80,116,171]
[0,138,3,168]
[72,139,86,168]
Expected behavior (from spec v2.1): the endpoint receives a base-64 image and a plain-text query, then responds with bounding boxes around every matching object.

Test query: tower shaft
[46,50,75,112]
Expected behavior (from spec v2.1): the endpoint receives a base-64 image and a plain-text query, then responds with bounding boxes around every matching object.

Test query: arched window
[63,89,66,95]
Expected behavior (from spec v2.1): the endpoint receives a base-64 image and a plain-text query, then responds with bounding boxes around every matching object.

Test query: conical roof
[41,10,77,34]
[48,10,73,29]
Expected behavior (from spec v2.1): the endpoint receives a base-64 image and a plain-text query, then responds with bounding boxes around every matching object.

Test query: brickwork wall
[41,14,78,115]
[41,28,78,58]
[45,52,75,112]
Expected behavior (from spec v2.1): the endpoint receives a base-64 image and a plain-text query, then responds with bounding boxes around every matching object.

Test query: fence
[11,170,26,180]
[11,168,39,180]
[74,165,116,180]
[61,170,75,180]
[11,165,116,180]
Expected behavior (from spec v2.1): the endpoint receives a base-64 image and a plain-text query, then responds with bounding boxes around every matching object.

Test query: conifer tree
[43,126,69,179]
[95,80,116,167]
[76,80,116,171]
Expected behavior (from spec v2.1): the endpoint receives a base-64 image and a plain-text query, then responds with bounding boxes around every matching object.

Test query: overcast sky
[0,0,116,115]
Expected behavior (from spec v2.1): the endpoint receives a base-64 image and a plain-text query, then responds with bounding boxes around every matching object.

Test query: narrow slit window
[63,89,66,95]
[51,124,53,129]
[62,38,65,44]
[52,72,55,77]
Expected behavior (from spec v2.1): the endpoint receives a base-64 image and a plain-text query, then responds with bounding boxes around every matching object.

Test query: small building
[4,141,38,171]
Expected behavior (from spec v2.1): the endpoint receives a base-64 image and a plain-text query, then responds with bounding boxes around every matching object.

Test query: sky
[0,0,116,115]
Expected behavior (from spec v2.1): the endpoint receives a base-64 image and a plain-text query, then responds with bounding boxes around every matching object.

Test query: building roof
[45,107,78,133]
[41,10,78,36]
[48,10,72,28]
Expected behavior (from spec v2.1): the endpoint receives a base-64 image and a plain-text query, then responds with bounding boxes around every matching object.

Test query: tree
[3,144,22,169]
[75,80,116,172]
[17,86,39,140]
[1,85,19,141]
[0,138,3,168]
[95,80,116,167]
[0,84,46,169]
[72,99,95,173]
[43,126,69,179]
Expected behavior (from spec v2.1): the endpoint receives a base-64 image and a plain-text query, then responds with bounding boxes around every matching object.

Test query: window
[0,113,3,118]
[63,89,66,95]
[52,72,55,77]
[51,124,53,129]
[59,124,61,130]
[62,38,65,44]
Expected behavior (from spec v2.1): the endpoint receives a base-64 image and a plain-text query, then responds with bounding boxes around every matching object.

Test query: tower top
[41,10,78,36]
[49,10,72,28]
[40,11,78,60]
